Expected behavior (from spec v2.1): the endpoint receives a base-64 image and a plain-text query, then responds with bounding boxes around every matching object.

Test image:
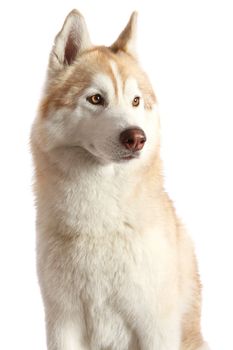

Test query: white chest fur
[37,163,180,349]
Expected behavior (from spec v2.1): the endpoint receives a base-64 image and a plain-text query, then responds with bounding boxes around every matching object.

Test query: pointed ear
[110,12,138,57]
[49,10,92,74]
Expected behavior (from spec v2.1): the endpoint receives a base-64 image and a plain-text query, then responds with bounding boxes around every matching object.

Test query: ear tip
[131,11,138,22]
[67,9,84,19]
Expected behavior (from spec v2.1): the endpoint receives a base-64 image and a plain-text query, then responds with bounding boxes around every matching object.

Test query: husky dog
[31,9,210,350]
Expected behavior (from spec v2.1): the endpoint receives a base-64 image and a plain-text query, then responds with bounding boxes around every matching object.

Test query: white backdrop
[0,0,232,349]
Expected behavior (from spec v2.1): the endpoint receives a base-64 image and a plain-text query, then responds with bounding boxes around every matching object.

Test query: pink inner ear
[64,33,78,65]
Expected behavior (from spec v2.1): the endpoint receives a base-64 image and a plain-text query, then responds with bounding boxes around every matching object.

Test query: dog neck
[33,145,164,237]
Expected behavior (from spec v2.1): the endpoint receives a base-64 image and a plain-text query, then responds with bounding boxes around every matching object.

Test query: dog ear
[110,12,138,57]
[49,10,92,74]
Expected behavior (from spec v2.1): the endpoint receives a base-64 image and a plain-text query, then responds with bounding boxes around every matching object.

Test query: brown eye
[132,96,140,107]
[87,94,104,105]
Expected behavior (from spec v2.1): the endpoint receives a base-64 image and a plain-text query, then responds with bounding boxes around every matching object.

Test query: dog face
[36,10,160,164]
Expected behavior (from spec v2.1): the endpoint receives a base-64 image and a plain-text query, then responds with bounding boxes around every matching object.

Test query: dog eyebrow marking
[91,73,115,103]
[124,77,141,99]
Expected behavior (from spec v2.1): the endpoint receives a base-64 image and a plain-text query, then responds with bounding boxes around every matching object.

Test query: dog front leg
[46,314,88,350]
[153,315,181,350]
[135,312,181,350]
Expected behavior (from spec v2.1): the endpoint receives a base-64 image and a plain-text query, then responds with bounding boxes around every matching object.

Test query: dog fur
[31,9,210,350]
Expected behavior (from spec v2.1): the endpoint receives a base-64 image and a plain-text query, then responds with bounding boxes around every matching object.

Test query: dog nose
[120,128,147,152]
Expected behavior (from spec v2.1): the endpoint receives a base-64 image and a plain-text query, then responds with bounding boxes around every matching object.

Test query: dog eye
[132,96,140,107]
[87,94,105,106]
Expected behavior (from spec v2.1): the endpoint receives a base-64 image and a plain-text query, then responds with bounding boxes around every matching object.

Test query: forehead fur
[40,47,156,118]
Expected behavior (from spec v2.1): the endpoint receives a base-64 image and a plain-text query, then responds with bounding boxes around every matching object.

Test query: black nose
[119,128,147,152]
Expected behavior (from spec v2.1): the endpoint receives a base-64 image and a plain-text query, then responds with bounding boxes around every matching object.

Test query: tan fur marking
[32,11,208,350]
[114,52,157,109]
[40,47,127,118]
[40,47,156,118]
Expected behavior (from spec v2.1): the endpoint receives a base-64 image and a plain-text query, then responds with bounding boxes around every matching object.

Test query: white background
[0,0,232,349]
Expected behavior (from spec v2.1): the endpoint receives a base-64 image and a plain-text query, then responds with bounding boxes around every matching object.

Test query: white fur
[32,10,209,350]
[36,70,159,164]
[35,162,182,349]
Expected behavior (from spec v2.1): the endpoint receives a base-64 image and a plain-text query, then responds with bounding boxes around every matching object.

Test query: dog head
[35,10,160,165]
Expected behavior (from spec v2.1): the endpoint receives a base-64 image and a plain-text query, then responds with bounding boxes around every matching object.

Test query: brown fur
[32,9,208,350]
[40,47,156,119]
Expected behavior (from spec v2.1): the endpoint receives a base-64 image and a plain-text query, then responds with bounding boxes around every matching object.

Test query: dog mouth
[122,155,134,160]
[121,154,138,160]
[118,152,140,162]
[70,144,140,163]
